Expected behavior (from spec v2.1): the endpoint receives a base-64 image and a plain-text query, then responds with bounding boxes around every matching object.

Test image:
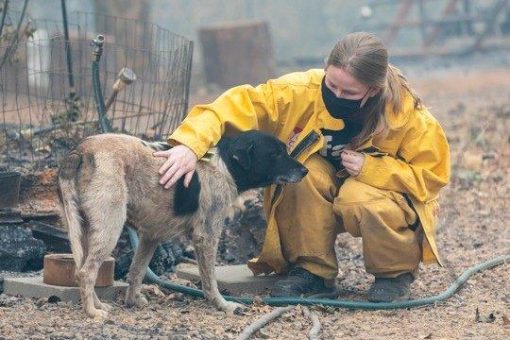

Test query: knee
[295,154,339,200]
[336,178,386,205]
[333,179,393,237]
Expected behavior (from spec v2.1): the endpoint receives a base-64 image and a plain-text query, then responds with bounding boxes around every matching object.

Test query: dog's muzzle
[274,167,308,184]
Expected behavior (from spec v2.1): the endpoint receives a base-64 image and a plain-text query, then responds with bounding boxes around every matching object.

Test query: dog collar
[202,147,220,166]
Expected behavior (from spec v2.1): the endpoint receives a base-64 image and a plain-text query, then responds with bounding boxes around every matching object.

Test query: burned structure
[0,5,193,276]
[358,0,510,58]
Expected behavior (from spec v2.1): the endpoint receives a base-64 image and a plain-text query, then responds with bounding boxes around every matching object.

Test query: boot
[270,267,328,297]
[367,272,414,302]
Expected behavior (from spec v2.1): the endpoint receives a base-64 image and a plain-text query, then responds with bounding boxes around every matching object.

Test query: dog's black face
[219,130,308,191]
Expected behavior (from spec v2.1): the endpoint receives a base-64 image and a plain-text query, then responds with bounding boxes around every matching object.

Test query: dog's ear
[232,142,254,171]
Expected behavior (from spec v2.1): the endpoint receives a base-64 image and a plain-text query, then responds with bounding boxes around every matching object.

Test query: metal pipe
[468,0,509,52]
[383,0,415,47]
[104,67,137,112]
[0,0,28,72]
[0,0,9,38]
[462,0,474,35]
[91,34,112,133]
[417,0,428,42]
[423,0,461,48]
[60,0,75,97]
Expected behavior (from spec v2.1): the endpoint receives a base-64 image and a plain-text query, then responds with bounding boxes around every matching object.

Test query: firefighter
[156,32,450,302]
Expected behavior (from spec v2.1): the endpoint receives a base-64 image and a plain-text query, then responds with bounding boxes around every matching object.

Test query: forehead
[325,65,367,91]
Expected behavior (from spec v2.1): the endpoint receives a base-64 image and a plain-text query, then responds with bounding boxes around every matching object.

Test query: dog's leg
[71,235,112,313]
[79,224,124,319]
[125,233,159,308]
[192,221,244,314]
[79,190,127,318]
[73,255,111,313]
[78,257,102,318]
[92,292,112,312]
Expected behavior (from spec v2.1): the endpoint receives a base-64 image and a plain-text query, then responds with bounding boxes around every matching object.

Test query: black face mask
[321,77,366,121]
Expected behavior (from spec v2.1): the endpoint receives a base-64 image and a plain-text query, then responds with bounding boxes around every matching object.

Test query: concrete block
[3,276,127,303]
[176,264,281,296]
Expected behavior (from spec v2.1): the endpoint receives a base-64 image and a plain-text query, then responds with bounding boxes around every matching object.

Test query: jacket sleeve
[355,113,450,202]
[168,82,281,158]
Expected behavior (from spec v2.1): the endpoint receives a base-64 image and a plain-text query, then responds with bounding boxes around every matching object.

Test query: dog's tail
[58,149,86,270]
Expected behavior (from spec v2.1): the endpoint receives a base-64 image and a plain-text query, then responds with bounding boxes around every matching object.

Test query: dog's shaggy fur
[58,131,307,318]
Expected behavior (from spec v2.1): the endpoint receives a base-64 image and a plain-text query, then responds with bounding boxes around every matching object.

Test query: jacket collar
[385,93,415,130]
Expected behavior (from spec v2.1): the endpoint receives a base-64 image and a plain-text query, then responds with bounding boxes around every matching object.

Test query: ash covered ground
[0,56,509,339]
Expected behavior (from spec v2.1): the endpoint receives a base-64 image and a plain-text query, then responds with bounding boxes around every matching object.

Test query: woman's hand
[153,145,198,189]
[341,150,365,177]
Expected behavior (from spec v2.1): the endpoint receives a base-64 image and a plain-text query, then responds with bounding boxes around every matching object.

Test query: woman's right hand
[153,144,198,189]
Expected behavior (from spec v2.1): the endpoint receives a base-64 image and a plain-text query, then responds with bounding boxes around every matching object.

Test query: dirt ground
[1,57,509,339]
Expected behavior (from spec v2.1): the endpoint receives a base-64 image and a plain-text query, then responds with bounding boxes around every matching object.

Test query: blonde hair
[326,32,422,148]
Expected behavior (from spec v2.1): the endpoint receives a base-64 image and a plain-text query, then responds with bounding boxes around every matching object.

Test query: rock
[0,294,19,307]
[0,224,46,271]
[475,307,496,323]
[27,220,70,254]
[149,242,184,275]
[218,189,266,264]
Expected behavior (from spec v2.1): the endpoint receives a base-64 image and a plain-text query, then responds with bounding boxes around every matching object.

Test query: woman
[154,32,450,302]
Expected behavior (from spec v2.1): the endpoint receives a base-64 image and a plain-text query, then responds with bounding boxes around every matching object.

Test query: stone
[3,275,128,303]
[176,263,281,296]
[0,224,46,271]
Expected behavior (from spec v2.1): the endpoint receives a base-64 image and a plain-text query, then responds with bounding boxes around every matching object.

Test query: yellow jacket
[169,69,451,272]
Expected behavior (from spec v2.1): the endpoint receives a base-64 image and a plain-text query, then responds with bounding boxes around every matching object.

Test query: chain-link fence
[0,10,193,171]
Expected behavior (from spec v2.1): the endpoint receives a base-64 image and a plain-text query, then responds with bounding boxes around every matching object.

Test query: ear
[232,142,254,171]
[360,88,381,107]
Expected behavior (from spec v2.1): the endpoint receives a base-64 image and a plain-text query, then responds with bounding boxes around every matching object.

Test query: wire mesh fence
[0,10,193,171]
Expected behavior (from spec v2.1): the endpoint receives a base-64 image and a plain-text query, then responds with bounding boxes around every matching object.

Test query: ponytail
[384,64,422,115]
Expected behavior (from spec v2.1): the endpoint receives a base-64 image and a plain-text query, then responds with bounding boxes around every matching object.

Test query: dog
[58,130,308,318]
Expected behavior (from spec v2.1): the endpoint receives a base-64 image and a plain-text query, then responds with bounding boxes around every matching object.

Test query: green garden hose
[127,227,508,310]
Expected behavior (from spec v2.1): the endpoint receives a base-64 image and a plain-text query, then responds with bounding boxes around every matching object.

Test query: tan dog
[58,131,308,318]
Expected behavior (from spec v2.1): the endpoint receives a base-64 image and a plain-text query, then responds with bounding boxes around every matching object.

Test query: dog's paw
[125,293,148,308]
[98,301,112,312]
[86,307,109,319]
[220,301,245,315]
[135,294,149,307]
[93,295,112,312]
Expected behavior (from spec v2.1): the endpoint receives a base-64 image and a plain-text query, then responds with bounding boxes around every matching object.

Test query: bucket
[0,171,21,209]
[43,253,115,287]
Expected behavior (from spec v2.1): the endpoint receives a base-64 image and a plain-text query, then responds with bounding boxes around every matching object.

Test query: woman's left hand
[341,150,365,177]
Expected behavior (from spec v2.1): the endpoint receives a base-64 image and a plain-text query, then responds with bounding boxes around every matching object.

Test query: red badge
[287,127,303,153]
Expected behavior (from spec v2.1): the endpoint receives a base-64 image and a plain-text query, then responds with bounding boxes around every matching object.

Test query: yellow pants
[275,154,421,280]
